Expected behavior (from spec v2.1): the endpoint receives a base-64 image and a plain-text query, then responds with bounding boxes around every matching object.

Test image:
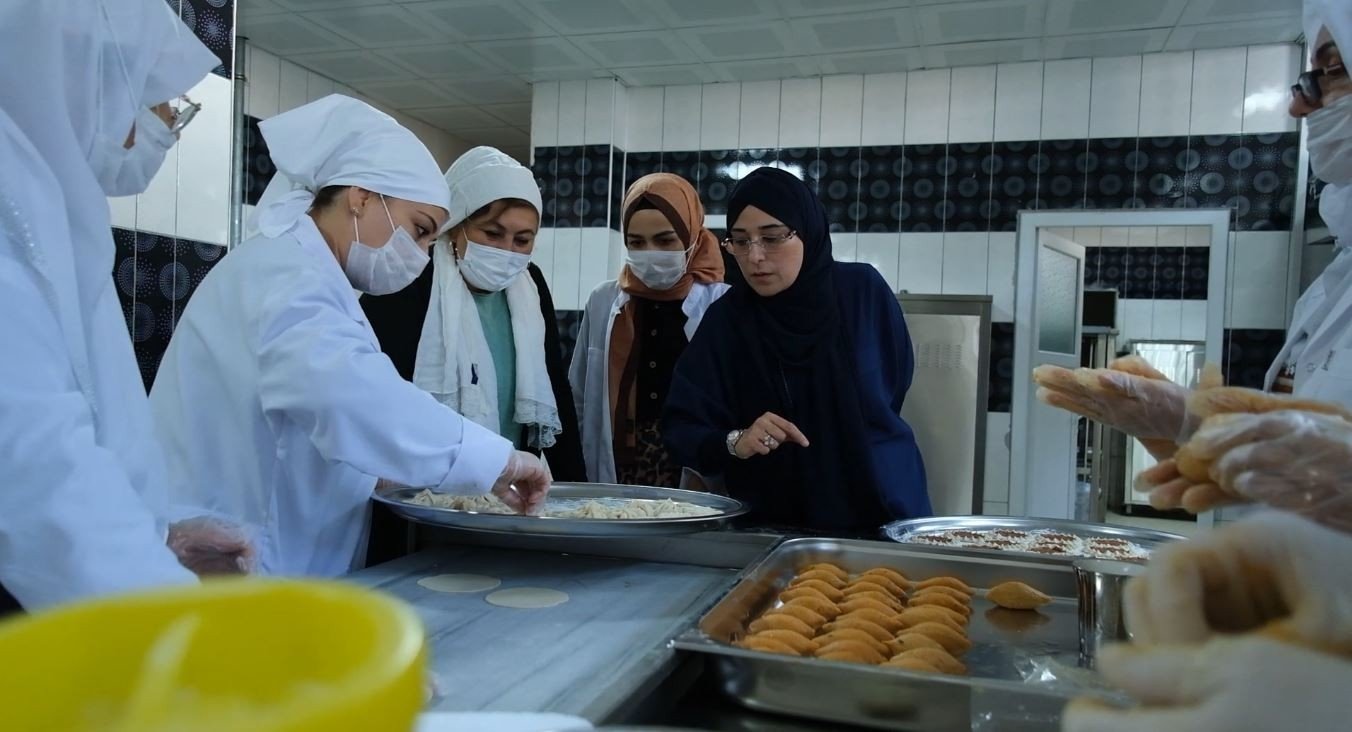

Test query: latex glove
[1122,511,1352,654]
[1062,638,1352,732]
[166,517,256,576]
[1132,459,1241,514]
[490,450,552,515]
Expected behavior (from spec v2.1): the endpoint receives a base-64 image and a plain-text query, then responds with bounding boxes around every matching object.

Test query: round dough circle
[417,574,502,593]
[485,587,570,609]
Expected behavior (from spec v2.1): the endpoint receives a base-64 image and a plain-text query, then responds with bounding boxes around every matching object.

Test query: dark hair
[309,185,350,212]
[464,197,537,226]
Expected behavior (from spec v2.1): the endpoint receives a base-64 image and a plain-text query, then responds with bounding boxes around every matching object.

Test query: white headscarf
[414,147,561,451]
[1307,0,1352,245]
[251,95,451,239]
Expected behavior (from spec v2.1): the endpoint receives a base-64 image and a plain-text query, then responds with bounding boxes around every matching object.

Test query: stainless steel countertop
[346,534,779,722]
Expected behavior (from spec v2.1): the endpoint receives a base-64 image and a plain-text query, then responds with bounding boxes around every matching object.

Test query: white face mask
[90,107,177,197]
[625,247,691,290]
[1307,94,1352,185]
[460,241,529,292]
[345,195,429,295]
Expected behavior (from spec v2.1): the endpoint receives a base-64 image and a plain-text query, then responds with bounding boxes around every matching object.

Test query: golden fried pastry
[814,640,887,665]
[750,629,819,655]
[914,576,975,595]
[984,607,1051,633]
[821,617,894,643]
[986,581,1052,610]
[898,606,967,631]
[1187,386,1352,423]
[786,579,845,602]
[838,608,905,633]
[904,622,972,655]
[748,613,815,637]
[908,592,972,617]
[782,595,840,619]
[847,575,908,599]
[817,650,877,665]
[791,570,849,589]
[911,585,971,604]
[779,585,832,604]
[861,567,909,587]
[767,603,829,629]
[883,656,940,673]
[800,562,850,581]
[892,632,946,654]
[815,629,890,656]
[894,648,966,675]
[737,636,801,656]
[838,596,901,616]
[840,591,903,612]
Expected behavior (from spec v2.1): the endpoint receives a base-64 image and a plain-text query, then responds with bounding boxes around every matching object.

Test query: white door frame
[1010,209,1232,526]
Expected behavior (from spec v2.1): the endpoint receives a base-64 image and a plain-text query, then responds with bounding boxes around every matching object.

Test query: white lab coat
[1263,246,1352,407]
[149,217,513,577]
[568,280,729,483]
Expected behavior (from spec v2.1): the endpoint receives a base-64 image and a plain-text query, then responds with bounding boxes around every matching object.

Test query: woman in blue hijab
[662,166,930,534]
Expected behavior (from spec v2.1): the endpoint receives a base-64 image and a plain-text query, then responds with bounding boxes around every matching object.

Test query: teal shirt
[472,290,520,447]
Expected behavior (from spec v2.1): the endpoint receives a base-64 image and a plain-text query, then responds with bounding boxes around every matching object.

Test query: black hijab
[721,167,888,532]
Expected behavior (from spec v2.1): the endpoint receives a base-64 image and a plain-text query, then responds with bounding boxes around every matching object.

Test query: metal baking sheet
[673,538,1085,731]
[881,516,1185,565]
[373,482,747,538]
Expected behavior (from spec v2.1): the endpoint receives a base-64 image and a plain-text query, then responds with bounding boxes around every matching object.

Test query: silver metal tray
[673,538,1085,731]
[373,482,747,538]
[882,516,1185,565]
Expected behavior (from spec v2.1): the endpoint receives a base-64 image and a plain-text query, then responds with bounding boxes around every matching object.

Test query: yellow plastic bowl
[0,579,425,732]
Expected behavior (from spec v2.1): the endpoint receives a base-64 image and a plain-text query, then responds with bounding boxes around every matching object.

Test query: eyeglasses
[722,229,798,255]
[1292,63,1347,106]
[169,95,202,135]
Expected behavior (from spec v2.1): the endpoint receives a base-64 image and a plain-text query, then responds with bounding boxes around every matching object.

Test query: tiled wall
[530,44,1308,518]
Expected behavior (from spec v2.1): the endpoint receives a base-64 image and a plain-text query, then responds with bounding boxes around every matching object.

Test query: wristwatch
[726,429,745,457]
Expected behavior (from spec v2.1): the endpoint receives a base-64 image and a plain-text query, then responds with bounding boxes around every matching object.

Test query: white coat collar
[289,215,375,334]
[609,281,727,340]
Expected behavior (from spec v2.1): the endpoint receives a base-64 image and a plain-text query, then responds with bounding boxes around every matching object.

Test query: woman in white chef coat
[149,95,551,577]
[0,0,221,612]
[568,173,728,485]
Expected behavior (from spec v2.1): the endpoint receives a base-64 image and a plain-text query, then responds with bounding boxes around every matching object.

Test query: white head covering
[251,95,451,239]
[1306,0,1352,245]
[444,146,543,230]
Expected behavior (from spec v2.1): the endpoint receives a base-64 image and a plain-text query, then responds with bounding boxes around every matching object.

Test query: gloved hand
[490,450,552,516]
[167,516,256,576]
[1061,637,1352,732]
[1122,512,1352,654]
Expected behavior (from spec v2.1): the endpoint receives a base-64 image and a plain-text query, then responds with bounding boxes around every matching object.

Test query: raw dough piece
[485,587,570,609]
[417,574,502,593]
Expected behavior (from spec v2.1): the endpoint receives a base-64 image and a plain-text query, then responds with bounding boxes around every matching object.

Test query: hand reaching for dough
[1122,512,1352,654]
[1062,638,1352,732]
[167,517,256,576]
[491,450,552,515]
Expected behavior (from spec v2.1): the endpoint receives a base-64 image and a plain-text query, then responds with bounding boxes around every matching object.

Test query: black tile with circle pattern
[553,146,582,228]
[946,141,993,232]
[901,144,945,233]
[988,140,1041,232]
[1037,138,1088,211]
[698,149,739,216]
[172,0,234,77]
[987,322,1016,413]
[858,146,905,233]
[1083,137,1138,211]
[1223,328,1287,389]
[817,147,863,233]
[532,146,558,229]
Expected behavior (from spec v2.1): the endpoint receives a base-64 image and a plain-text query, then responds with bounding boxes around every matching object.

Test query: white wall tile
[1119,298,1155,344]
[611,84,629,151]
[700,82,742,150]
[306,72,335,103]
[608,229,625,280]
[531,81,560,148]
[779,78,823,148]
[1089,55,1142,139]
[532,228,556,292]
[662,84,702,151]
[1152,298,1183,340]
[584,78,617,145]
[857,233,902,291]
[579,228,612,304]
[557,80,588,147]
[1181,300,1207,341]
[1190,47,1247,135]
[987,232,1016,321]
[897,233,944,295]
[1128,227,1158,247]
[625,86,665,152]
[279,60,309,114]
[905,69,951,144]
[948,65,997,144]
[1156,226,1188,246]
[551,228,582,310]
[820,75,865,147]
[1071,226,1102,246]
[861,72,907,146]
[108,195,137,230]
[1101,226,1131,246]
[1243,44,1301,134]
[1041,59,1092,139]
[942,233,989,295]
[982,501,1009,516]
[984,412,1012,503]
[1139,51,1194,137]
[1228,231,1290,329]
[175,74,233,247]
[247,47,281,119]
[832,232,858,262]
[994,62,1043,141]
[738,80,782,149]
